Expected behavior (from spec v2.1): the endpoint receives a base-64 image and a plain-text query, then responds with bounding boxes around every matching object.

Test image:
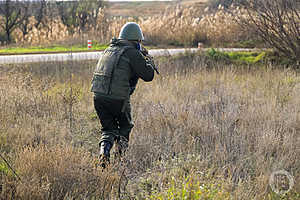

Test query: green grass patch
[207,48,266,64]
[0,42,108,55]
[0,160,16,178]
[227,51,266,64]
[149,175,231,200]
[0,161,10,175]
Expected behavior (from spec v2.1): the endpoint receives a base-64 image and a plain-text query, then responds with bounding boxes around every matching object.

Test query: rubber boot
[99,141,112,169]
[114,136,128,161]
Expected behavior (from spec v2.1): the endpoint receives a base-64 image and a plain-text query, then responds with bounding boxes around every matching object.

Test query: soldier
[91,22,156,168]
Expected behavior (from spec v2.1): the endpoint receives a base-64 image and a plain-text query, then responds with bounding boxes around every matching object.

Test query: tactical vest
[91,45,134,99]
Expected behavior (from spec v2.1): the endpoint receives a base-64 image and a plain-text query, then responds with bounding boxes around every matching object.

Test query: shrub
[207,48,230,62]
[236,0,300,61]
[3,145,117,199]
[45,82,83,105]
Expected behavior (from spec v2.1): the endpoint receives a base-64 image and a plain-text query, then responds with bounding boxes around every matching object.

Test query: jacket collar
[110,38,137,48]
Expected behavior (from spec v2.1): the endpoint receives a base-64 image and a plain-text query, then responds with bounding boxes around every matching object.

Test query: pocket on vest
[91,75,111,94]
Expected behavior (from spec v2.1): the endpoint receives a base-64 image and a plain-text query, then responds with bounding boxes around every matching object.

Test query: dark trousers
[94,95,134,147]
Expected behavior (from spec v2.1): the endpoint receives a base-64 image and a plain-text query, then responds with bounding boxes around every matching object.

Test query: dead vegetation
[0,2,253,48]
[0,53,299,199]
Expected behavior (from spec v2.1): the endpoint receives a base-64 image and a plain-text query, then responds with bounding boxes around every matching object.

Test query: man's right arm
[125,48,154,82]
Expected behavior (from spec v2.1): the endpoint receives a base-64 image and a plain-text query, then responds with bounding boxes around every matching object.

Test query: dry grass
[1,4,257,48]
[0,54,300,199]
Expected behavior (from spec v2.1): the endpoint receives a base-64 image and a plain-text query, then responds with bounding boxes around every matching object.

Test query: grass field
[0,0,299,198]
[0,43,107,55]
[0,52,299,199]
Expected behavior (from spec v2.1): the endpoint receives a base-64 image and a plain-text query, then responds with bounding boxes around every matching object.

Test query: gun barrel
[141,47,160,75]
[153,66,160,75]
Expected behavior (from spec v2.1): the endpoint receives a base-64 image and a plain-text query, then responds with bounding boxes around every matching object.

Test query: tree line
[0,0,104,44]
[0,0,299,61]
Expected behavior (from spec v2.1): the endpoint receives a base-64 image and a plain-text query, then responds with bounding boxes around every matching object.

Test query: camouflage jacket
[91,38,154,99]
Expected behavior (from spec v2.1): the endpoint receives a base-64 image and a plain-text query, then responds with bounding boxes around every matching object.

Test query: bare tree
[0,0,24,43]
[42,1,58,37]
[16,1,47,42]
[56,0,104,34]
[18,1,33,41]
[33,0,47,29]
[77,0,104,32]
[236,0,300,61]
[56,1,80,34]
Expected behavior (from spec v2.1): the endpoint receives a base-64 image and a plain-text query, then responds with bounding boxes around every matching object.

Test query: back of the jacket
[91,42,133,99]
[91,38,155,100]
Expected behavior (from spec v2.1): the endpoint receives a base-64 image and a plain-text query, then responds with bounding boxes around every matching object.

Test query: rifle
[140,46,160,75]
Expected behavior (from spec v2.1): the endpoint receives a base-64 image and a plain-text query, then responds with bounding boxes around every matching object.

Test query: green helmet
[118,22,144,41]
